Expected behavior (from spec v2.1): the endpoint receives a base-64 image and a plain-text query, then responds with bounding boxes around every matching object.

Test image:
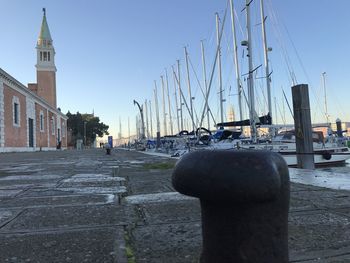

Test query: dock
[0,148,349,262]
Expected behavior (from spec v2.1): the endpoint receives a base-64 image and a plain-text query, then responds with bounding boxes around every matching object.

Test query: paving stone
[2,205,128,232]
[0,227,125,263]
[131,222,201,263]
[0,194,116,208]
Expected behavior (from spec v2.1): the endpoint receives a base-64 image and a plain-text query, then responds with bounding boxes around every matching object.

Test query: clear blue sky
[1,0,349,138]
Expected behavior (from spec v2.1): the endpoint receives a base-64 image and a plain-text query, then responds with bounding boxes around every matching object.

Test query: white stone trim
[12,96,20,127]
[51,115,55,135]
[0,79,4,147]
[47,109,50,147]
[0,147,66,153]
[26,97,36,147]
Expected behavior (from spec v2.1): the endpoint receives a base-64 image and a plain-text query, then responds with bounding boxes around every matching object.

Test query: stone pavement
[0,148,349,262]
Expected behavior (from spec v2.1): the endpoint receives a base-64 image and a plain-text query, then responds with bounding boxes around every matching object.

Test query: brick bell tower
[35,8,57,109]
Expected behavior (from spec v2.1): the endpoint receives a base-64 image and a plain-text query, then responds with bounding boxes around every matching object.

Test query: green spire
[38,8,52,42]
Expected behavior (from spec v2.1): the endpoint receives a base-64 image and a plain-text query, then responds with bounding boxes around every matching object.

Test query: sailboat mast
[172,65,180,133]
[201,40,210,130]
[216,13,224,124]
[144,99,149,138]
[229,0,243,124]
[177,60,184,131]
[165,69,174,135]
[154,81,161,135]
[322,72,329,124]
[245,0,257,142]
[184,46,196,132]
[260,0,273,122]
[149,100,153,138]
[161,75,168,135]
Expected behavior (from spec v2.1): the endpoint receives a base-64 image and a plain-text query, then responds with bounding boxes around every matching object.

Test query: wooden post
[291,84,315,169]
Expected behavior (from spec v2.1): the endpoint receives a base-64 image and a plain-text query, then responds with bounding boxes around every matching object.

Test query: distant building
[0,9,67,152]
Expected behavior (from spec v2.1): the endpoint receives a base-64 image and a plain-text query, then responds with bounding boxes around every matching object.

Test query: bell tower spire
[35,8,57,108]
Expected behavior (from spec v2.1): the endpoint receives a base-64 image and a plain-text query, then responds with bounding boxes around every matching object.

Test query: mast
[245,0,257,142]
[144,99,149,138]
[154,81,161,136]
[229,0,243,125]
[274,97,278,125]
[260,0,273,122]
[149,100,153,138]
[322,72,329,124]
[184,46,196,132]
[173,65,197,130]
[133,100,145,140]
[216,13,224,124]
[172,65,180,133]
[198,7,227,130]
[165,69,174,135]
[161,75,168,135]
[177,60,184,131]
[201,40,210,130]
[135,116,139,140]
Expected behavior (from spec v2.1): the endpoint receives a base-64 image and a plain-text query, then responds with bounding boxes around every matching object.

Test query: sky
[1,0,350,139]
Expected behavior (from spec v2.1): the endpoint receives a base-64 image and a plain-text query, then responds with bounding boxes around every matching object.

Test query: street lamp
[133,100,145,140]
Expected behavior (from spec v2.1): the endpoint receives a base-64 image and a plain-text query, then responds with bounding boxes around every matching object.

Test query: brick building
[0,9,67,152]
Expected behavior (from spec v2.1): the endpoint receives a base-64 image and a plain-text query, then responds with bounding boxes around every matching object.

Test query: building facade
[0,9,67,152]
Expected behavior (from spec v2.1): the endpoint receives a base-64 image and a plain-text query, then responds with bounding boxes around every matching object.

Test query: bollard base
[200,200,289,263]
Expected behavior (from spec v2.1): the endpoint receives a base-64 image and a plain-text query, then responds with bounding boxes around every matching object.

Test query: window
[48,52,50,61]
[14,103,19,124]
[12,96,20,127]
[43,52,47,61]
[40,51,43,61]
[40,111,44,132]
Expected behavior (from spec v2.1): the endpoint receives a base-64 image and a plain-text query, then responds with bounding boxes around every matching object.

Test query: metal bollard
[172,150,290,263]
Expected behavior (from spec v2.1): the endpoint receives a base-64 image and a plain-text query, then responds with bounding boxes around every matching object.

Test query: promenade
[0,148,349,262]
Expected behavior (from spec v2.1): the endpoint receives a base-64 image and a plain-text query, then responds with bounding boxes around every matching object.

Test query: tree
[66,111,109,146]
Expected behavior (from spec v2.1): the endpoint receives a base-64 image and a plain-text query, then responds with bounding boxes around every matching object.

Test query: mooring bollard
[172,150,290,263]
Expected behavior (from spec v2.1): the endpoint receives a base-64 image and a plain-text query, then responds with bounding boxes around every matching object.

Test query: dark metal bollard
[172,150,290,263]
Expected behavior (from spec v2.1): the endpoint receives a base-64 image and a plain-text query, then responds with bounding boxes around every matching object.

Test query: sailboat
[175,0,350,166]
[226,0,350,166]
